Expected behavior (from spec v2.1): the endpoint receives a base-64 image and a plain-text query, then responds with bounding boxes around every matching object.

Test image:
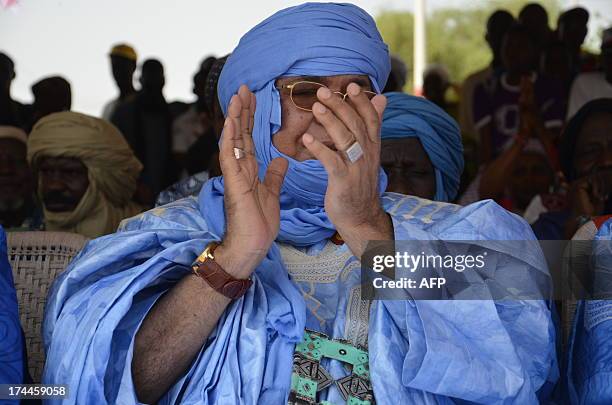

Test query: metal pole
[413,0,426,95]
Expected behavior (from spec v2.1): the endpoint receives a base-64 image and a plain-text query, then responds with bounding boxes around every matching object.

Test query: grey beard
[0,198,25,212]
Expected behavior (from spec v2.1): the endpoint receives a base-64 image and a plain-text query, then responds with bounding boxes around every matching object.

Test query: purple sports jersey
[473,73,565,157]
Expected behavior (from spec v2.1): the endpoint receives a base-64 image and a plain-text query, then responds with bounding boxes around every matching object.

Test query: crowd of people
[0,1,611,404]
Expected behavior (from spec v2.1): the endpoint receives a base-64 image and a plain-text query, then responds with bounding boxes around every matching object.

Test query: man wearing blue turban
[381,92,463,202]
[43,3,557,404]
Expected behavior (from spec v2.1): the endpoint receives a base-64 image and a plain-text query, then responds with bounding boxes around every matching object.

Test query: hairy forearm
[132,274,231,403]
[132,244,259,404]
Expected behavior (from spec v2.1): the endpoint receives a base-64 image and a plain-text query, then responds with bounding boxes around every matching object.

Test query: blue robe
[42,194,557,404]
[567,219,612,404]
[0,226,25,401]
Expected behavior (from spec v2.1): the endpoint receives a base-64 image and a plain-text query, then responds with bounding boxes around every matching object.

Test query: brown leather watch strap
[192,243,253,299]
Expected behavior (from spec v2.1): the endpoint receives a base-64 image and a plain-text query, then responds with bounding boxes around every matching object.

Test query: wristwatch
[191,242,253,299]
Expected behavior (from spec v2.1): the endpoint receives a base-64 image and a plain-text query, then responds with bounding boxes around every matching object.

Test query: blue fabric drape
[0,226,25,397]
[567,219,612,404]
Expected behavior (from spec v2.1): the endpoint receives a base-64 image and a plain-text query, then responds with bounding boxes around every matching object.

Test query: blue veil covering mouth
[42,3,557,404]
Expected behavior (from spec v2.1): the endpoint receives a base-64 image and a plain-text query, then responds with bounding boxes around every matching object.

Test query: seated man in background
[27,111,143,238]
[380,92,463,202]
[0,225,25,387]
[0,126,42,231]
[532,98,612,240]
[43,4,556,404]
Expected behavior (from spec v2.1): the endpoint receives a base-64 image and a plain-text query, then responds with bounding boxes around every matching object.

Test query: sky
[1,0,610,116]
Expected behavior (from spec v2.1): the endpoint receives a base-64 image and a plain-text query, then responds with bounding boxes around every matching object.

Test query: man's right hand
[215,85,288,279]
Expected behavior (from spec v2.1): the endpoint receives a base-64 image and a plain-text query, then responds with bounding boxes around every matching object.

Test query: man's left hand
[302,83,393,257]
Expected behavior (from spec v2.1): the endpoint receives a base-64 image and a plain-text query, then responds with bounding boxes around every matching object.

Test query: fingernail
[318,87,332,99]
[303,133,314,144]
[224,118,230,127]
[314,103,327,114]
[348,83,360,96]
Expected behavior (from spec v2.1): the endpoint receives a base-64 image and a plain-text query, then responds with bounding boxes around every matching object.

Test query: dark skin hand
[518,76,559,161]
[132,77,393,404]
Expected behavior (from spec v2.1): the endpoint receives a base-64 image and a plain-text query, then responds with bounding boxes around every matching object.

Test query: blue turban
[381,92,464,201]
[201,2,391,246]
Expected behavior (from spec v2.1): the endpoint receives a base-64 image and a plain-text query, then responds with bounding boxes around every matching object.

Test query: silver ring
[344,141,363,163]
[233,147,246,160]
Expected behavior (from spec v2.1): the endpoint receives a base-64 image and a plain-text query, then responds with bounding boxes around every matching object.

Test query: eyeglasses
[276,80,377,112]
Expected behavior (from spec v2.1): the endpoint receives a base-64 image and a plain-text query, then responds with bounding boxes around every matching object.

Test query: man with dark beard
[28,111,143,238]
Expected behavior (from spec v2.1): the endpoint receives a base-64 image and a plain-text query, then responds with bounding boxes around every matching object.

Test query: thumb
[263,157,288,197]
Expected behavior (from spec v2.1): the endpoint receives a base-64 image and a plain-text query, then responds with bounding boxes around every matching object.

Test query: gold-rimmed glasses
[276,80,377,112]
